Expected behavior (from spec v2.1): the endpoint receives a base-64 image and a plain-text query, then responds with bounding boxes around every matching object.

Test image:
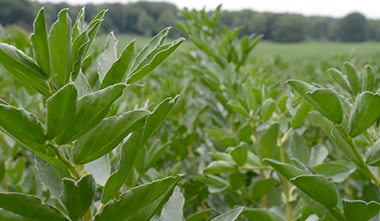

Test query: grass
[95,33,380,64]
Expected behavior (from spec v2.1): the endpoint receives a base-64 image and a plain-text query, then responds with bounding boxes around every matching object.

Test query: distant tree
[327,19,341,41]
[367,20,380,41]
[308,17,331,40]
[270,14,306,43]
[0,0,37,29]
[337,12,367,42]
[250,13,268,36]
[136,10,155,36]
[157,9,181,37]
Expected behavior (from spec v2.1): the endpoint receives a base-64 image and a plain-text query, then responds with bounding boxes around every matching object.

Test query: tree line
[1,0,380,43]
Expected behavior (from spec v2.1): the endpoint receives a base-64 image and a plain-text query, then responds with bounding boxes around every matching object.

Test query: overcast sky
[34,0,380,19]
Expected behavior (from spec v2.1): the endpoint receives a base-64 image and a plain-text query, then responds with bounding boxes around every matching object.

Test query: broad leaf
[210,206,244,221]
[311,112,365,167]
[101,96,179,203]
[85,155,111,186]
[49,8,72,89]
[362,65,375,92]
[0,208,36,221]
[186,209,213,221]
[45,83,77,140]
[100,40,135,89]
[203,161,238,174]
[0,193,69,221]
[94,175,182,221]
[284,132,309,165]
[290,101,311,128]
[342,200,380,221]
[74,71,92,97]
[366,139,380,166]
[35,156,72,198]
[313,161,356,183]
[160,186,185,221]
[308,88,343,124]
[127,38,185,84]
[328,68,351,93]
[60,174,96,221]
[73,110,149,164]
[230,143,248,166]
[31,8,50,78]
[349,92,380,137]
[250,178,276,200]
[256,124,279,161]
[0,43,50,96]
[98,32,118,83]
[72,7,85,39]
[290,174,338,209]
[344,62,360,95]
[263,158,304,180]
[243,208,284,221]
[56,83,126,145]
[260,98,276,121]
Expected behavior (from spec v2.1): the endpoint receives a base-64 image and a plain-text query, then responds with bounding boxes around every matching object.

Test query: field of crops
[2,6,380,221]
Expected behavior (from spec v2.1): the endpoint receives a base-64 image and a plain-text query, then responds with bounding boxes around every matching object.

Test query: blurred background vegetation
[1,0,380,43]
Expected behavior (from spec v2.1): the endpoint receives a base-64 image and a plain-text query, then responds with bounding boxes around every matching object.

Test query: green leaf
[362,65,375,92]
[35,156,72,198]
[284,132,309,165]
[101,97,179,203]
[328,68,351,93]
[186,209,213,221]
[73,110,149,164]
[49,8,72,89]
[260,98,276,121]
[311,112,365,167]
[365,139,380,166]
[313,161,356,183]
[290,101,311,128]
[290,174,338,209]
[299,192,340,221]
[263,158,304,180]
[0,208,36,221]
[250,178,276,200]
[45,83,77,140]
[94,175,182,221]
[86,155,111,186]
[203,161,238,174]
[237,122,253,143]
[160,186,185,221]
[228,173,246,190]
[74,71,92,97]
[129,27,170,72]
[344,62,360,95]
[343,200,380,221]
[100,40,135,89]
[31,8,50,78]
[60,174,96,221]
[307,88,343,124]
[98,32,118,83]
[243,208,284,221]
[227,100,248,117]
[287,80,317,108]
[230,143,248,166]
[309,144,329,167]
[210,206,244,221]
[56,83,126,144]
[0,192,69,221]
[127,38,185,84]
[72,7,85,39]
[349,92,380,137]
[0,43,50,96]
[256,124,279,161]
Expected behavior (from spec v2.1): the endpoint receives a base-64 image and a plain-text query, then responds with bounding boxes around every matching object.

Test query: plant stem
[279,133,292,221]
[187,146,198,176]
[48,143,81,180]
[329,207,346,221]
[259,169,268,208]
[2,176,9,192]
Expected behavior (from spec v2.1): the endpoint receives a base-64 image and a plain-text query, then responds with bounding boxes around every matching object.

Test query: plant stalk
[259,169,268,208]
[2,176,9,192]
[280,134,292,221]
[48,143,81,180]
[187,146,198,176]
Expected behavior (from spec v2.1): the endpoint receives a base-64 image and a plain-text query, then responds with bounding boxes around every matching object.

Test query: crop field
[2,6,380,221]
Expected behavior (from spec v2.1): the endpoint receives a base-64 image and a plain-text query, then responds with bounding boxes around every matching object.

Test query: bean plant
[0,7,190,221]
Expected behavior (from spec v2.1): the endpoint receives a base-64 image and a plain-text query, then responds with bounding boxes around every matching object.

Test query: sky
[34,0,380,19]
